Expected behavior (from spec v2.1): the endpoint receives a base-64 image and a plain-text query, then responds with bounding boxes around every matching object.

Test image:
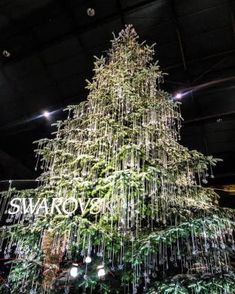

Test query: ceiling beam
[0,0,158,66]
[164,49,235,71]
[183,110,235,125]
[170,0,187,71]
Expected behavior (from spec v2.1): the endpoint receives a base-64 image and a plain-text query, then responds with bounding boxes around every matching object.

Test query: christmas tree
[0,25,234,293]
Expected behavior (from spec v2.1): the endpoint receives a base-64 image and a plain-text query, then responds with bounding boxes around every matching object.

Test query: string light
[70,264,79,278]
[97,264,106,278]
[85,256,92,264]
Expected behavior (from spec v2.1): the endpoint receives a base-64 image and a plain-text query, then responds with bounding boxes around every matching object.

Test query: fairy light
[97,264,106,278]
[85,256,92,264]
[70,264,79,278]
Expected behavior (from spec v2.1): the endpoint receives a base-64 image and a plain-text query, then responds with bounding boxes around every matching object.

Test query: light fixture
[2,50,11,58]
[175,92,182,99]
[43,111,50,119]
[70,263,79,278]
[97,264,106,278]
[85,256,92,264]
[87,8,95,17]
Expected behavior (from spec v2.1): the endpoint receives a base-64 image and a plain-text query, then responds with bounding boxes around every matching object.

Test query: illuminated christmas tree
[0,25,234,293]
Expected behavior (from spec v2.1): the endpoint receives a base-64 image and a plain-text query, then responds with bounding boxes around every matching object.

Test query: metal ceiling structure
[0,0,234,203]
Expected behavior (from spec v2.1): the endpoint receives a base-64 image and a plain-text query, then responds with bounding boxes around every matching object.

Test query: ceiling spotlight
[87,8,95,17]
[43,111,50,118]
[97,264,106,278]
[175,93,182,99]
[85,256,92,264]
[2,50,11,58]
[70,264,79,278]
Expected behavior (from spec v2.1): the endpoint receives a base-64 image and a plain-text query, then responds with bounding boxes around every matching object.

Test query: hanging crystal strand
[35,141,42,171]
[102,234,106,263]
[0,181,12,222]
[179,252,184,273]
[143,256,148,291]
[201,170,208,184]
[230,224,235,250]
[159,176,164,224]
[152,174,158,223]
[197,167,202,186]
[163,242,168,272]
[212,227,219,272]
[135,188,140,236]
[81,233,86,257]
[110,243,115,271]
[207,254,212,274]
[209,162,215,179]
[0,227,6,252]
[157,241,162,269]
[117,238,122,269]
[131,234,136,293]
[191,224,197,255]
[67,227,75,260]
[132,264,137,294]
[205,257,210,273]
[136,263,141,293]
[84,234,91,278]
[44,147,51,172]
[39,140,47,172]
[202,222,209,254]
[130,186,135,230]
[150,181,154,231]
[217,226,225,251]
[110,180,116,234]
[177,102,182,140]
[176,227,181,261]
[224,250,229,272]
[0,194,6,223]
[216,247,223,272]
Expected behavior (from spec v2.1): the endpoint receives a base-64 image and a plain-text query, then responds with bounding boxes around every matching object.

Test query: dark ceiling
[0,0,234,192]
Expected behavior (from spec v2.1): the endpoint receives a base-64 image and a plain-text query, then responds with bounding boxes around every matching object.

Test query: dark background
[0,0,234,205]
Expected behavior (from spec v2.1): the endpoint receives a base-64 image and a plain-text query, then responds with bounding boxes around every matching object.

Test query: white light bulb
[43,111,50,118]
[97,265,106,278]
[85,256,92,263]
[175,93,182,99]
[87,8,95,16]
[98,268,105,277]
[70,266,78,278]
[3,50,11,58]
